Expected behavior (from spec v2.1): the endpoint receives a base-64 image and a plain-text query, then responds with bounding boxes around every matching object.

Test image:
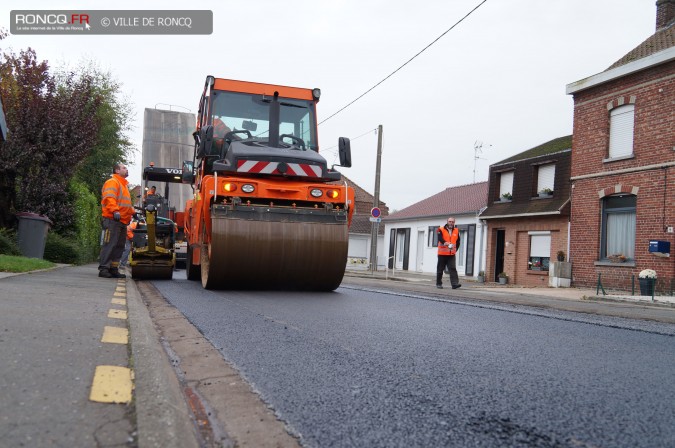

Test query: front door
[416,230,424,272]
[494,229,505,281]
[395,231,405,269]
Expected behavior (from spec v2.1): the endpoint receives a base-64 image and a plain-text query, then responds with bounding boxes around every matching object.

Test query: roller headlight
[310,189,323,198]
[242,184,255,193]
[224,183,237,192]
[326,189,339,199]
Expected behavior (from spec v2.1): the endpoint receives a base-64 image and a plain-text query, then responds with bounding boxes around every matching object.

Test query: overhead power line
[318,0,488,126]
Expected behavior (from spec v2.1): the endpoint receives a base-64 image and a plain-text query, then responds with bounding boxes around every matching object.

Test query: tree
[0,48,101,229]
[68,63,135,199]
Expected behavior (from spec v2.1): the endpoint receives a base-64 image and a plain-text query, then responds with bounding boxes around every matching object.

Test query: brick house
[480,136,572,286]
[565,0,674,290]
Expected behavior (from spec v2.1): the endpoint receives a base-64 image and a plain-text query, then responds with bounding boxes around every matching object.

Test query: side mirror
[181,160,195,184]
[338,137,352,168]
[196,125,214,158]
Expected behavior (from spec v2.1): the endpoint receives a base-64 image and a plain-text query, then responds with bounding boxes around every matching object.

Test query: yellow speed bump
[101,326,128,344]
[89,365,133,403]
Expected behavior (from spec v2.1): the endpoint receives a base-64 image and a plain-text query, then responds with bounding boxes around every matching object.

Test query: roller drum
[202,215,348,290]
[131,264,174,280]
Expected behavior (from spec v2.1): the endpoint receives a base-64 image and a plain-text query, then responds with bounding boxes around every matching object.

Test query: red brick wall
[570,61,675,288]
[485,215,569,287]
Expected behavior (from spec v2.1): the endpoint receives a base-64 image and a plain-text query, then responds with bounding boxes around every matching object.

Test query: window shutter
[537,164,555,192]
[530,234,551,257]
[500,171,514,196]
[609,105,634,158]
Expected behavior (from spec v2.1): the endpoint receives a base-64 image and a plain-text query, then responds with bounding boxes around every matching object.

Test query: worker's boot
[109,269,126,279]
[98,269,114,278]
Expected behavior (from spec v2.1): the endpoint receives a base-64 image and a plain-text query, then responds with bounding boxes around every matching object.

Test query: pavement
[0,263,674,447]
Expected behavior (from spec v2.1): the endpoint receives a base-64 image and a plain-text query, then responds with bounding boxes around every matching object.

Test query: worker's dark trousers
[436,255,459,287]
[98,218,127,272]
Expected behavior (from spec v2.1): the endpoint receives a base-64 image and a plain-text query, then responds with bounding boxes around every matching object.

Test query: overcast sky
[2,1,658,210]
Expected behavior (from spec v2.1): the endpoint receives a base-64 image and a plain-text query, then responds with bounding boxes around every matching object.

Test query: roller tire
[202,215,347,291]
[200,234,216,289]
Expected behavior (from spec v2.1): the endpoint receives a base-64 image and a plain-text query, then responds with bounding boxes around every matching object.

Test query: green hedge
[0,228,21,256]
[69,180,101,263]
[43,232,83,264]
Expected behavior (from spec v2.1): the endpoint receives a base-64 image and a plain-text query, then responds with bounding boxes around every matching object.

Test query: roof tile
[384,182,488,221]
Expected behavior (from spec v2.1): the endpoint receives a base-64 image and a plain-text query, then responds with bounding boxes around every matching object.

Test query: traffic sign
[370,207,381,218]
[369,217,381,223]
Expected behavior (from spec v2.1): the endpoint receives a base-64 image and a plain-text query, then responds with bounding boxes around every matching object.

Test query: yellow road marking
[111,298,126,305]
[101,326,128,344]
[108,309,128,320]
[89,365,133,403]
[113,291,126,297]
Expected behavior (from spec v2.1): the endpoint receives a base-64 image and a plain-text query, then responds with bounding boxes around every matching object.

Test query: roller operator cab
[184,76,354,290]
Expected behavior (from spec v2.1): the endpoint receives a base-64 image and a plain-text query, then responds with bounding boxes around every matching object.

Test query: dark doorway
[494,229,505,282]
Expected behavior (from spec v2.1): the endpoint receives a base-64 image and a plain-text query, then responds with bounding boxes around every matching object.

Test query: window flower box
[606,254,627,263]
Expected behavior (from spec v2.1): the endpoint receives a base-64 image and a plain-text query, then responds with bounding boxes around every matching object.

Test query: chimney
[656,0,675,30]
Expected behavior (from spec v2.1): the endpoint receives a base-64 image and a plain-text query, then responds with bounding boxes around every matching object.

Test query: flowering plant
[638,269,657,279]
[607,254,627,262]
[539,188,553,194]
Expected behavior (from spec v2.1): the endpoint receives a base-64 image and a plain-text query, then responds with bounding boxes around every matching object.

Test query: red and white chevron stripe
[237,160,322,177]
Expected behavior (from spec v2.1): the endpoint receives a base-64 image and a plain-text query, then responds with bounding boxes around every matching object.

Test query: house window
[499,171,514,200]
[608,104,634,159]
[601,195,636,260]
[536,164,555,194]
[427,226,439,248]
[528,231,551,271]
[456,229,467,268]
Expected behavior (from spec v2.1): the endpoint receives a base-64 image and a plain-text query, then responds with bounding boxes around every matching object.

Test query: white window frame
[608,104,634,159]
[499,171,514,199]
[537,164,555,193]
[528,231,551,271]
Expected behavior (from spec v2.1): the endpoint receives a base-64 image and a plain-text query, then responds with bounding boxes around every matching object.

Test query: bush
[0,228,21,256]
[69,180,101,262]
[43,232,82,264]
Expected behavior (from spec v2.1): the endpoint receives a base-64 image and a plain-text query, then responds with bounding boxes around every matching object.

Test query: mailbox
[649,240,670,257]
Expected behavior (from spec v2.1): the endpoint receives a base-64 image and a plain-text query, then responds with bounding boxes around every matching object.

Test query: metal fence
[595,273,674,302]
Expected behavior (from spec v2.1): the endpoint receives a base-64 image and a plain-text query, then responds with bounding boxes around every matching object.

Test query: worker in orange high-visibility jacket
[98,162,134,278]
[436,216,461,290]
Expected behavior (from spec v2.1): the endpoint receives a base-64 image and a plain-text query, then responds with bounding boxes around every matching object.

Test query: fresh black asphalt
[153,274,675,448]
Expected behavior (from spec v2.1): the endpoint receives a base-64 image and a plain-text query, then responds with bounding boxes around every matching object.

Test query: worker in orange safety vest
[436,216,461,289]
[98,162,134,278]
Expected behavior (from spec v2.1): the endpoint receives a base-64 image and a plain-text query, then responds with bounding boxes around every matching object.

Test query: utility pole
[369,125,383,273]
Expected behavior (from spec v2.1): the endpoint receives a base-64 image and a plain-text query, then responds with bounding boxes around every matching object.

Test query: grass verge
[0,254,56,273]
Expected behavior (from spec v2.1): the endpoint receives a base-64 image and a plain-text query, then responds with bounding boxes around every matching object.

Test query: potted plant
[607,254,627,263]
[556,250,565,262]
[538,187,553,198]
[500,192,512,202]
[477,270,485,283]
[498,272,508,285]
[638,269,657,296]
